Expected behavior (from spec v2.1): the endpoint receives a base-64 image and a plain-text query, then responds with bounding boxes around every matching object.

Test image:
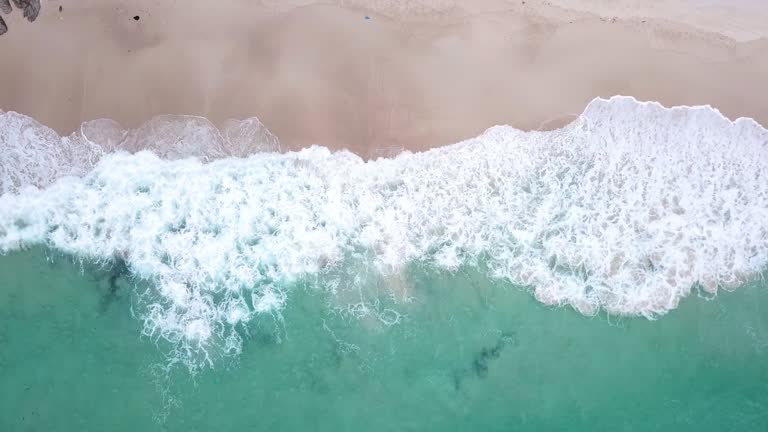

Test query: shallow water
[2,96,768,430]
[1,247,767,431]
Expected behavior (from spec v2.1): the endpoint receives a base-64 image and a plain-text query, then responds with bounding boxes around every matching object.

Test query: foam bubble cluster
[1,97,767,368]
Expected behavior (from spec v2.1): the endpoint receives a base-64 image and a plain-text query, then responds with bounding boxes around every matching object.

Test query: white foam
[0,112,281,195]
[1,96,767,369]
[0,112,105,195]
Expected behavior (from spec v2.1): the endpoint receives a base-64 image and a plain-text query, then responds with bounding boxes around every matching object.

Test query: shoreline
[4,95,767,163]
[1,1,767,158]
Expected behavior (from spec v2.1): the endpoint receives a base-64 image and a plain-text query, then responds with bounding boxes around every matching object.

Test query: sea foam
[1,97,767,368]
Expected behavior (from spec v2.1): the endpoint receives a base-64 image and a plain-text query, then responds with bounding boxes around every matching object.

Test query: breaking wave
[1,96,767,369]
[0,111,279,195]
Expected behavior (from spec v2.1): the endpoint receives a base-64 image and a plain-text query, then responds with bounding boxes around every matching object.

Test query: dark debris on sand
[0,0,41,36]
[0,0,11,15]
[0,0,8,35]
[12,0,40,21]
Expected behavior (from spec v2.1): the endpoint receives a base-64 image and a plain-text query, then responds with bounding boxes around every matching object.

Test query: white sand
[0,0,766,157]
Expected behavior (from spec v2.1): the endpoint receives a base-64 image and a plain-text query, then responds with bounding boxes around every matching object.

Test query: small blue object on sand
[364,16,370,20]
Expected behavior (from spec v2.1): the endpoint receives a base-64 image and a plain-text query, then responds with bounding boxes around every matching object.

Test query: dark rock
[0,16,6,36]
[11,0,40,22]
[133,15,140,21]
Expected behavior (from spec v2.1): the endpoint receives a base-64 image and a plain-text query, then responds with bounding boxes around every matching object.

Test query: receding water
[2,247,767,431]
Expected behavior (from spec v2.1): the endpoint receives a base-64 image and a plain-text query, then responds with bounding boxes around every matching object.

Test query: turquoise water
[2,247,767,431]
[2,97,768,430]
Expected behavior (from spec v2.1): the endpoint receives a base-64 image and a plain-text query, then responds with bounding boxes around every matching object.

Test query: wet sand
[1,0,767,158]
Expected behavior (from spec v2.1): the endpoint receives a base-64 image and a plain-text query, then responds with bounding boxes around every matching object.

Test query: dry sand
[0,0,767,158]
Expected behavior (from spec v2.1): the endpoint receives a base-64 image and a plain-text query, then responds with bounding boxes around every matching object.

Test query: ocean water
[1,96,767,430]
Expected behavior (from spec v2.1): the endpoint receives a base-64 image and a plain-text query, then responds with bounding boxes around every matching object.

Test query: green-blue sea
[2,247,767,431]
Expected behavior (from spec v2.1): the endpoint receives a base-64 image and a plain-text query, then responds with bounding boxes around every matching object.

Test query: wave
[1,96,767,369]
[0,111,279,195]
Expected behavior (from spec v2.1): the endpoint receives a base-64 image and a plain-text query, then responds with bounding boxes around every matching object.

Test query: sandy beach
[4,4,768,431]
[1,0,766,158]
